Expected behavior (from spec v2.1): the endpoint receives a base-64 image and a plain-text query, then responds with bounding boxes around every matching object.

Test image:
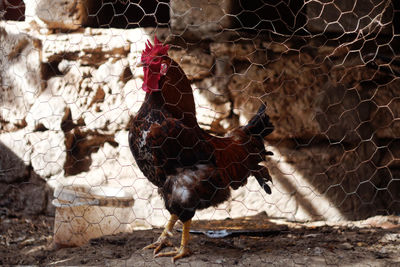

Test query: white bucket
[52,185,135,247]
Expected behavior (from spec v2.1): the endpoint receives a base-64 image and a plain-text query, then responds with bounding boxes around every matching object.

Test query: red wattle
[142,67,161,93]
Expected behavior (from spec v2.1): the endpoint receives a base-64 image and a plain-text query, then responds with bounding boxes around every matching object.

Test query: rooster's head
[139,36,170,93]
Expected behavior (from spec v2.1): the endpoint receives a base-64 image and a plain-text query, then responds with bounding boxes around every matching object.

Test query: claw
[143,236,173,254]
[154,219,192,262]
[155,239,174,255]
[154,246,192,263]
[143,214,178,255]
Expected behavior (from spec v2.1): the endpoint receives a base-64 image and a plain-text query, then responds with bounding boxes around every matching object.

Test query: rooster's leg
[154,219,192,262]
[143,214,178,254]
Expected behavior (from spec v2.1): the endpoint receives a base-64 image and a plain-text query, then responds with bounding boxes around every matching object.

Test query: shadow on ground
[1,212,399,266]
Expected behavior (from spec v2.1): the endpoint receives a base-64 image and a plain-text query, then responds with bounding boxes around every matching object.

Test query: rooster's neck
[148,60,198,128]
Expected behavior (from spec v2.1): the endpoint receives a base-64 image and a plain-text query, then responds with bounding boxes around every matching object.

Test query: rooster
[129,36,274,262]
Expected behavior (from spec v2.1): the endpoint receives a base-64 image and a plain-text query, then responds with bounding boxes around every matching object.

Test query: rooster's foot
[154,246,192,262]
[154,219,192,262]
[143,236,174,255]
[143,214,178,254]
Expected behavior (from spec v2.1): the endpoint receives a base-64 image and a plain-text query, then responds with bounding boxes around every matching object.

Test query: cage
[0,0,399,265]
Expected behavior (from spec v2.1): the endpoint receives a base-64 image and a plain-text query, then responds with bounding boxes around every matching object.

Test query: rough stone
[0,166,51,215]
[0,21,43,130]
[169,48,214,80]
[369,82,400,139]
[315,82,367,144]
[63,127,116,176]
[194,56,232,105]
[227,58,325,140]
[306,0,393,35]
[25,89,68,131]
[207,41,400,142]
[41,27,171,66]
[44,59,133,133]
[82,58,132,132]
[0,129,31,166]
[0,136,29,184]
[315,77,400,143]
[192,83,234,133]
[210,41,269,65]
[24,0,94,30]
[20,175,50,215]
[41,28,131,64]
[208,42,329,139]
[27,131,66,178]
[170,0,234,38]
[2,178,51,216]
[123,78,146,116]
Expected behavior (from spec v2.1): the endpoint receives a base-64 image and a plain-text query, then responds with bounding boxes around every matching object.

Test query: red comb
[142,35,169,59]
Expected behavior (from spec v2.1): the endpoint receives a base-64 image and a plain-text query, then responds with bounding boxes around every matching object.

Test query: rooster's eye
[160,63,168,75]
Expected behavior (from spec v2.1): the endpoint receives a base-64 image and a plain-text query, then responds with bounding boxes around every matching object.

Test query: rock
[207,41,400,143]
[316,72,400,142]
[39,29,167,133]
[45,58,134,133]
[24,0,94,30]
[379,233,400,243]
[63,128,116,176]
[208,42,329,139]
[0,129,53,216]
[27,131,66,178]
[315,82,368,144]
[19,176,49,215]
[364,215,400,229]
[0,137,29,184]
[194,57,232,105]
[210,41,270,65]
[123,78,146,115]
[89,139,132,181]
[338,242,353,250]
[0,171,50,215]
[227,59,324,139]
[306,0,392,35]
[193,85,233,133]
[0,130,31,166]
[370,83,400,139]
[82,58,132,132]
[0,21,43,130]
[170,0,234,39]
[41,27,163,65]
[25,89,67,131]
[169,48,214,80]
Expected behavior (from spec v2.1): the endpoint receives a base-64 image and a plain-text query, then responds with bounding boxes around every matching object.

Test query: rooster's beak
[137,61,145,68]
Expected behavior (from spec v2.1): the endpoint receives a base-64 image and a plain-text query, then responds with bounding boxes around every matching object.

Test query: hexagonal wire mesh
[0,0,399,265]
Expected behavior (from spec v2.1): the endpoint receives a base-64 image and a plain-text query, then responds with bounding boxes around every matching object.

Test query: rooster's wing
[146,117,215,176]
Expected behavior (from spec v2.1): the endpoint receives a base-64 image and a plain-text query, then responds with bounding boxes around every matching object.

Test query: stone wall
[0,0,399,226]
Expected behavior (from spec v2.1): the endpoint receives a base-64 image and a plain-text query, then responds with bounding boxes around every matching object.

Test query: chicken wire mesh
[0,0,400,265]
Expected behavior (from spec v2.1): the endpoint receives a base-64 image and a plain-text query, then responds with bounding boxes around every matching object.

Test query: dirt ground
[1,210,400,266]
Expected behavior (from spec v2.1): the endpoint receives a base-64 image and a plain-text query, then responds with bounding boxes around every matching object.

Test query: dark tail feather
[247,104,274,194]
[246,103,274,138]
[252,166,272,195]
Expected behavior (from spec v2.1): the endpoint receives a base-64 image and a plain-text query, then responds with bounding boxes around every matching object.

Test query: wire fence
[0,0,399,262]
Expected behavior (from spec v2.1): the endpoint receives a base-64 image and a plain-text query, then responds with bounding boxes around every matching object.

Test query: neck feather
[148,60,197,127]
